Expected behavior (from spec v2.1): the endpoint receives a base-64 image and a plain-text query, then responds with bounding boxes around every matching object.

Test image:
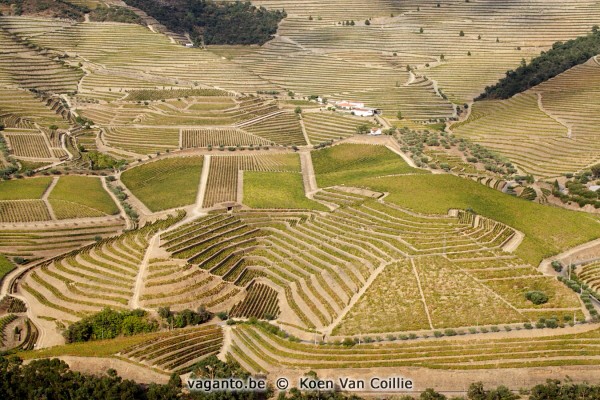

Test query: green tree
[590,163,600,177]
[421,388,446,399]
[356,125,370,134]
[526,291,549,305]
[468,382,487,400]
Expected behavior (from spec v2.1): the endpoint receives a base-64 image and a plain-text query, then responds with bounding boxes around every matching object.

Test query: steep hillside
[479,27,600,100]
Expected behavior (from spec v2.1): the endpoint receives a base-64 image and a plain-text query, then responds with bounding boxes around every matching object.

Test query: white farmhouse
[368,127,382,136]
[352,108,375,117]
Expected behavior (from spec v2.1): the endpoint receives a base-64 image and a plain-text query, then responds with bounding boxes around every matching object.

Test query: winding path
[41,177,59,221]
[323,262,388,335]
[217,325,232,362]
[536,92,572,139]
[299,150,318,196]
[195,155,211,213]
[101,176,133,230]
[130,234,159,310]
[411,258,434,330]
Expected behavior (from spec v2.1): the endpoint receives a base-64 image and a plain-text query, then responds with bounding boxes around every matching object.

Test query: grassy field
[312,144,425,187]
[349,174,600,265]
[49,176,119,216]
[17,333,160,360]
[243,171,327,211]
[484,276,582,309]
[334,261,431,335]
[0,177,52,200]
[121,157,203,212]
[0,253,15,280]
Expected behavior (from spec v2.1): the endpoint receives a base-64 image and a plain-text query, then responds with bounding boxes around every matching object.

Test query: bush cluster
[63,308,158,343]
[525,290,549,305]
[157,306,212,328]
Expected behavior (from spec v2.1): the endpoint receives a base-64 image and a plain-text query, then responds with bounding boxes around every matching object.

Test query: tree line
[478,27,600,100]
[64,307,215,343]
[0,0,142,23]
[122,0,286,45]
[1,355,599,400]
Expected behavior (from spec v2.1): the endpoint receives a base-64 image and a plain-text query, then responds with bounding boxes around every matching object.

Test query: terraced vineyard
[103,127,179,155]
[181,128,270,149]
[19,213,183,322]
[119,325,223,373]
[243,112,306,146]
[452,83,600,178]
[159,190,577,332]
[0,88,69,130]
[0,219,126,261]
[230,324,600,373]
[578,262,600,292]
[0,314,17,347]
[302,112,373,144]
[230,282,280,320]
[0,25,82,93]
[139,259,240,311]
[124,88,229,101]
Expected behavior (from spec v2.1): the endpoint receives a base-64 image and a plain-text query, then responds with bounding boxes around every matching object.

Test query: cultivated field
[181,128,270,149]
[48,176,119,219]
[312,143,424,187]
[0,176,119,223]
[203,154,301,208]
[243,171,326,210]
[121,157,204,212]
